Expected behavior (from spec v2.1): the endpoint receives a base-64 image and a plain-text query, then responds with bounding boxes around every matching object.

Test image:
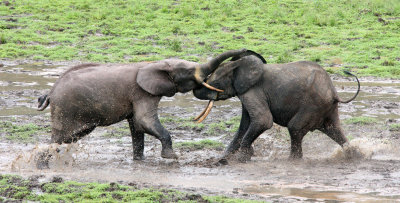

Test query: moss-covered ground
[0,174,262,202]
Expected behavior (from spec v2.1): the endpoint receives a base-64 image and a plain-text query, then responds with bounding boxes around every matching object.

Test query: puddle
[243,185,400,202]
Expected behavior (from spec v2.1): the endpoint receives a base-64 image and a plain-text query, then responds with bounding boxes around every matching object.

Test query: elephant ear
[137,62,176,97]
[233,56,264,95]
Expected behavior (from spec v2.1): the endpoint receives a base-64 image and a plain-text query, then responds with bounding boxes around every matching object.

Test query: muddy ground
[1,63,400,202]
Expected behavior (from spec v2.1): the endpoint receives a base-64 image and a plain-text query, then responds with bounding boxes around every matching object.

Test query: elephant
[193,52,360,163]
[37,49,250,160]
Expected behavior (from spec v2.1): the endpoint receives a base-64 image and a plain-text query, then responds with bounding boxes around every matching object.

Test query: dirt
[1,63,400,202]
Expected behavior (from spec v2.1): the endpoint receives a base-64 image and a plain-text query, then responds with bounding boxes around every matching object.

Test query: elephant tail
[37,94,50,111]
[337,70,360,103]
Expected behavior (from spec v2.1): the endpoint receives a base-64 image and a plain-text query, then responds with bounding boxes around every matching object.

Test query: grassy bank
[0,174,261,202]
[1,0,399,77]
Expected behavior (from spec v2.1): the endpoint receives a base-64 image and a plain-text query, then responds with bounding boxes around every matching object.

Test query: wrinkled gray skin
[193,54,360,163]
[37,49,249,160]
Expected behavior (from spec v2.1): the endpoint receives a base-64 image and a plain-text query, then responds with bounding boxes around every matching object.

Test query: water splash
[331,138,397,161]
[11,143,88,171]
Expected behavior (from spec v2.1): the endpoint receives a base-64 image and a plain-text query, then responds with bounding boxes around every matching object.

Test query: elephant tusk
[201,82,224,92]
[194,100,214,123]
[193,101,210,121]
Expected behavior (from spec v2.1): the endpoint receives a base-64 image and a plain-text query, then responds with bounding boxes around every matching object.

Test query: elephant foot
[217,158,229,165]
[289,153,303,160]
[133,154,145,161]
[161,148,178,159]
[237,148,252,163]
[217,154,232,165]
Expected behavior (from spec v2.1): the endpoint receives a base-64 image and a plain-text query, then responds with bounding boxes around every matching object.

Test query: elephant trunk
[194,49,247,84]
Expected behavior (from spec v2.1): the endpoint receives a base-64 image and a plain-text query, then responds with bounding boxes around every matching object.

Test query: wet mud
[1,63,400,202]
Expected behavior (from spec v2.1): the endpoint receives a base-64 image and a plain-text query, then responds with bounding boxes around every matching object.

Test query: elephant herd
[37,49,360,164]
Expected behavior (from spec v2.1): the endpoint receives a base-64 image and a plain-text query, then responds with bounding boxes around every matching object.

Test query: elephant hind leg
[287,111,318,159]
[288,129,308,159]
[319,108,348,146]
[127,118,145,160]
[51,122,96,144]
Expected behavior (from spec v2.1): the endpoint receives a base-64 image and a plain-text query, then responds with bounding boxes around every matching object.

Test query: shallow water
[1,64,400,201]
[243,185,400,202]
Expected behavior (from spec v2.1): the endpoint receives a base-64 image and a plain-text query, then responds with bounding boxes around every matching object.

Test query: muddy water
[1,64,400,202]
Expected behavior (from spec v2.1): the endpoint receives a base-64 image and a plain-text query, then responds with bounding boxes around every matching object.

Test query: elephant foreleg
[128,118,145,160]
[133,99,177,159]
[223,105,250,156]
[236,91,273,162]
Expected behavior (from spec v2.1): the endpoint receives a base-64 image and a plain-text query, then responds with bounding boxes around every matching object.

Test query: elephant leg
[51,119,96,144]
[288,129,307,159]
[319,108,348,146]
[236,91,273,162]
[287,111,316,159]
[127,118,145,160]
[222,104,250,159]
[133,99,177,159]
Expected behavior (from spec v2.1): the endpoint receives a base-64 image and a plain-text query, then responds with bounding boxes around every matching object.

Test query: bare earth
[1,63,400,202]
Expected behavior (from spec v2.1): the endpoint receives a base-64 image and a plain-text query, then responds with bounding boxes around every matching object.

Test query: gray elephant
[193,52,360,163]
[37,49,249,160]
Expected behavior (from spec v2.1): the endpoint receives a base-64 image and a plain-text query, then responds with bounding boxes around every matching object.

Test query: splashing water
[11,143,89,171]
[331,138,398,161]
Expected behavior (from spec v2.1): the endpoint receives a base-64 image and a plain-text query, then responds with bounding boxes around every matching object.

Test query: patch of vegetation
[160,115,240,136]
[207,116,241,135]
[160,116,205,131]
[344,116,379,125]
[389,123,400,131]
[103,125,130,138]
[0,121,48,143]
[0,174,261,202]
[175,139,224,151]
[0,174,36,200]
[1,0,400,77]
[346,135,355,141]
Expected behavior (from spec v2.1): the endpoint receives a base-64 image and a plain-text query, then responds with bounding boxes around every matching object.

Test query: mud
[1,63,400,202]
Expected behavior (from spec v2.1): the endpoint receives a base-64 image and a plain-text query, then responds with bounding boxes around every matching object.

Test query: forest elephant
[193,52,360,163]
[37,49,249,160]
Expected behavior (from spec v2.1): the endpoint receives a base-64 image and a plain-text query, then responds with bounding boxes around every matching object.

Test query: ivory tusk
[201,82,224,92]
[193,100,211,121]
[195,100,214,123]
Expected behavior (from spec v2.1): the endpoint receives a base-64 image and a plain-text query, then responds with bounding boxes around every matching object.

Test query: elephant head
[136,49,250,97]
[193,51,267,122]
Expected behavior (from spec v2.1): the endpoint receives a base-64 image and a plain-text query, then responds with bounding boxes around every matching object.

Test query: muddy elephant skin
[37,49,249,160]
[193,54,360,162]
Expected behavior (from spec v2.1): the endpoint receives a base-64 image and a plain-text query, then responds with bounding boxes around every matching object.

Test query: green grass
[175,139,224,151]
[344,116,379,125]
[159,115,241,136]
[103,125,130,138]
[207,116,241,135]
[160,116,206,130]
[1,0,400,77]
[0,174,261,202]
[0,121,48,143]
[389,123,400,131]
